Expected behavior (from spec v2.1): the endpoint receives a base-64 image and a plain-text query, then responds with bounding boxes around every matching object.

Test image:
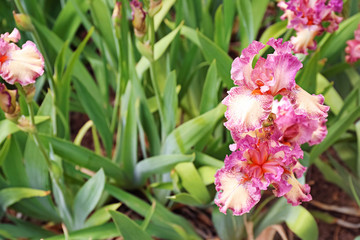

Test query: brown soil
[304,165,360,240]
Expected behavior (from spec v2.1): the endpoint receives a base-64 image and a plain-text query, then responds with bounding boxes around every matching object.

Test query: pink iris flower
[0,28,44,86]
[223,38,328,136]
[215,38,329,215]
[215,137,311,215]
[345,24,360,64]
[278,0,343,54]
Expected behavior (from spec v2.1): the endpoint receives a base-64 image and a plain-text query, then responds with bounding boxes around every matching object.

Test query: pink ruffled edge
[272,172,312,206]
[0,28,20,43]
[231,41,265,87]
[290,86,329,120]
[214,168,261,215]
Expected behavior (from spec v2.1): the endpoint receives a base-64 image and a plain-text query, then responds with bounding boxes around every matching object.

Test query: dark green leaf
[199,60,220,114]
[38,135,126,186]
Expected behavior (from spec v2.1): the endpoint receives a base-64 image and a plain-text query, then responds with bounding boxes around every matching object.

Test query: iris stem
[15,83,52,170]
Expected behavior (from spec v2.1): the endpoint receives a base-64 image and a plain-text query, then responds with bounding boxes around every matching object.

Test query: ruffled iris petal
[308,119,328,146]
[291,86,329,120]
[265,53,302,95]
[231,41,265,88]
[283,174,312,206]
[214,168,261,215]
[290,26,319,54]
[1,28,20,43]
[223,87,273,133]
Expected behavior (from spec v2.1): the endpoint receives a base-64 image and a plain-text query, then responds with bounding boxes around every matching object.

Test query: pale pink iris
[0,28,44,86]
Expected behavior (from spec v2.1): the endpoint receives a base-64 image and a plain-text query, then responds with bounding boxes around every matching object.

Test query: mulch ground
[303,165,360,240]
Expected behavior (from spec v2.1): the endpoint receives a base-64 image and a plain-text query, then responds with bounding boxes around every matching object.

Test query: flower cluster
[215,38,329,216]
[345,24,360,64]
[278,0,343,54]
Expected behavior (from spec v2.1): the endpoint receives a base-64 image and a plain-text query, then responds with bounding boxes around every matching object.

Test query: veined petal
[293,161,307,178]
[215,168,261,215]
[308,119,328,146]
[224,151,248,170]
[290,26,319,54]
[0,41,44,85]
[291,86,329,120]
[223,87,273,133]
[265,52,302,95]
[231,41,265,88]
[229,131,259,152]
[267,38,293,55]
[0,39,9,56]
[262,161,284,182]
[283,174,312,206]
[272,174,292,197]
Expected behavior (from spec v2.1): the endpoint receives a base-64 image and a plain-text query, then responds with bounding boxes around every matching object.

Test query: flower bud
[130,0,147,38]
[13,11,34,32]
[5,104,20,121]
[149,0,162,17]
[0,83,17,114]
[23,84,36,103]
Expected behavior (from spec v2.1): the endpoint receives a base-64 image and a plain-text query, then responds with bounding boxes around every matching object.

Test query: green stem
[111,1,129,133]
[110,47,122,133]
[149,16,155,53]
[15,83,52,169]
[150,62,165,139]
